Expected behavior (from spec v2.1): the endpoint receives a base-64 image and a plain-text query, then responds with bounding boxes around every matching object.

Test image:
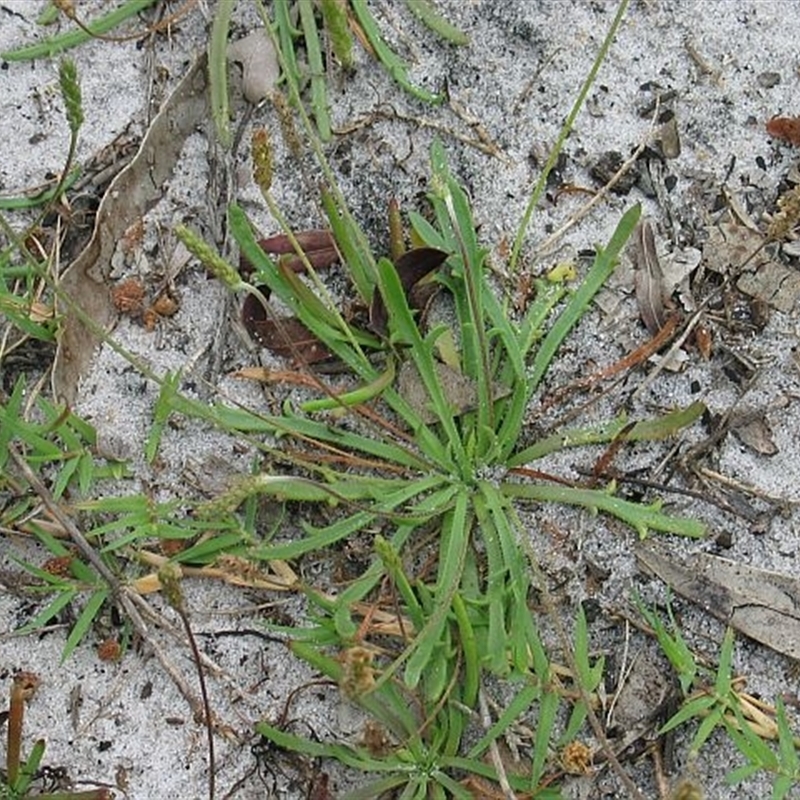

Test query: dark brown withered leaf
[239,230,339,279]
[242,290,333,365]
[370,247,448,336]
[240,231,340,364]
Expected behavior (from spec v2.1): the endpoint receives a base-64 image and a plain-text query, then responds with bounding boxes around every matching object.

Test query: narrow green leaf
[298,0,331,140]
[405,0,469,45]
[208,0,234,147]
[320,0,354,69]
[503,480,705,539]
[1,0,159,60]
[350,0,442,103]
[62,588,108,662]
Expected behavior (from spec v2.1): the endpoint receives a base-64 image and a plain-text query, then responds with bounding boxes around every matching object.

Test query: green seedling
[641,601,800,797]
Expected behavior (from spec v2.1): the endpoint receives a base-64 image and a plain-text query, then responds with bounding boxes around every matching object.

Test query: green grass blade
[0,167,81,210]
[298,0,331,141]
[273,0,304,99]
[61,588,108,662]
[466,683,540,760]
[527,203,641,395]
[405,0,469,45]
[208,0,234,147]
[503,481,705,539]
[510,401,705,466]
[0,0,159,60]
[500,204,642,460]
[350,0,442,103]
[509,0,630,271]
[402,493,471,689]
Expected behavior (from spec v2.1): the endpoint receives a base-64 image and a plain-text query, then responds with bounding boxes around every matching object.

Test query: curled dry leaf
[239,230,339,279]
[732,414,778,456]
[52,55,208,405]
[241,237,449,369]
[631,219,670,335]
[242,294,334,365]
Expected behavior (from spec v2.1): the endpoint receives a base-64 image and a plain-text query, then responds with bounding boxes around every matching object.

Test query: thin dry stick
[54,0,198,44]
[629,301,710,403]
[532,107,659,260]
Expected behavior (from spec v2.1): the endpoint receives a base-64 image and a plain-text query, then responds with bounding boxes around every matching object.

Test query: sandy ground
[2,1,800,798]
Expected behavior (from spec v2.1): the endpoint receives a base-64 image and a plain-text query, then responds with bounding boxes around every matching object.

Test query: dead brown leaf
[632,219,669,335]
[52,55,209,405]
[636,541,800,660]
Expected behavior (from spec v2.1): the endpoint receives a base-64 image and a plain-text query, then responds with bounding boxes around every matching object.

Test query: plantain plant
[11,2,790,798]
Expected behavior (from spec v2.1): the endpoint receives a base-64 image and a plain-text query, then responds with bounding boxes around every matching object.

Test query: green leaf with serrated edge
[510,402,705,466]
[341,776,414,800]
[408,210,448,251]
[405,0,469,45]
[0,378,26,462]
[503,482,705,539]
